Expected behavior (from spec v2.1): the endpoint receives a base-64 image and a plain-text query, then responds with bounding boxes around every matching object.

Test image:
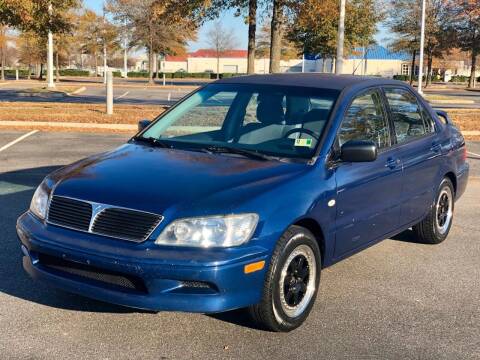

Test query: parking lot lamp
[47,3,55,89]
[417,0,426,94]
[123,19,128,78]
[335,0,346,74]
[103,1,108,84]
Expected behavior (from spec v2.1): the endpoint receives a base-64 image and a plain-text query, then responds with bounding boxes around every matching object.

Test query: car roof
[215,73,404,91]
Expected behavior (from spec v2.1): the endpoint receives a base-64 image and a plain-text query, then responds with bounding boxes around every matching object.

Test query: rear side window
[338,90,391,149]
[384,88,430,143]
[420,106,436,133]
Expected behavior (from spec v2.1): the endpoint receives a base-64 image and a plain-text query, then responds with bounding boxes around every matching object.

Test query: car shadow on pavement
[0,166,148,314]
[390,229,421,243]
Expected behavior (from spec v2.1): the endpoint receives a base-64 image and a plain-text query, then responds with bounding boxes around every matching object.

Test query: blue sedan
[17,74,469,332]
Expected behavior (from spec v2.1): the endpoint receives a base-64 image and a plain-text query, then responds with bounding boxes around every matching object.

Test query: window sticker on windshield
[294,138,313,147]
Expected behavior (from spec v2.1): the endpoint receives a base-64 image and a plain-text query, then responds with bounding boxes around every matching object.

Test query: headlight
[155,214,259,248]
[30,180,51,220]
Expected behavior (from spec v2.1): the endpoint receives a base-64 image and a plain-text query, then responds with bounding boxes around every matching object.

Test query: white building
[135,45,477,79]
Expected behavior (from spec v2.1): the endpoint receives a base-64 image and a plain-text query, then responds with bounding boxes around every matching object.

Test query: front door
[334,89,403,258]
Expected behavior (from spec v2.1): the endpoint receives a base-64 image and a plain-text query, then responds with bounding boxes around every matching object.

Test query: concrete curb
[428,99,475,105]
[463,131,480,136]
[66,86,87,96]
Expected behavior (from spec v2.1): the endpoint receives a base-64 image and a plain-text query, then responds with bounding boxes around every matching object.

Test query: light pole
[335,0,346,75]
[103,1,108,84]
[417,0,426,94]
[47,3,55,89]
[123,18,128,78]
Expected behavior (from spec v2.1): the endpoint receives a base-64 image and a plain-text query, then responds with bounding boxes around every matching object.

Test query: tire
[248,225,321,332]
[413,177,455,244]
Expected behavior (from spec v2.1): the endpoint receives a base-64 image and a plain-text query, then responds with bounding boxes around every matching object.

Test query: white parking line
[468,151,480,158]
[115,91,130,100]
[0,130,39,153]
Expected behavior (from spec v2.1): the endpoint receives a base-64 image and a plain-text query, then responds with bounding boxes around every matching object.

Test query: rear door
[382,87,442,225]
[334,89,403,257]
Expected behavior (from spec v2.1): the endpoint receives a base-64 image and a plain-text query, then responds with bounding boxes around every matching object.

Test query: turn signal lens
[244,260,265,274]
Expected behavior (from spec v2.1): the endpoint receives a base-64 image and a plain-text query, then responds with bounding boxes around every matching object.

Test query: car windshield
[140,83,339,159]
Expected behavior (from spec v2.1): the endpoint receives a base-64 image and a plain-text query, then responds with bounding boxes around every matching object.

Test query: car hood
[51,143,309,215]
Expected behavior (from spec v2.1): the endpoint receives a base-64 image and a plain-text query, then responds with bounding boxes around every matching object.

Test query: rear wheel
[413,178,455,244]
[248,225,321,332]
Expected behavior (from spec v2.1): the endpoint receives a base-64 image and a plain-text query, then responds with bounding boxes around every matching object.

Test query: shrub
[450,75,469,83]
[126,71,244,79]
[127,71,149,78]
[59,69,90,76]
[3,69,31,78]
[393,75,409,81]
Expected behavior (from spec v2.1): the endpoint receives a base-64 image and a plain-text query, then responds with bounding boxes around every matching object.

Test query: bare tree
[109,0,197,84]
[206,21,239,79]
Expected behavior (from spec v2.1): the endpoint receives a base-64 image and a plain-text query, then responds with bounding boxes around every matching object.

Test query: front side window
[384,88,429,144]
[338,90,391,149]
[141,84,338,159]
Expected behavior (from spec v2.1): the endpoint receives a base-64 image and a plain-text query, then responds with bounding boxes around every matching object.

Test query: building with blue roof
[302,45,414,77]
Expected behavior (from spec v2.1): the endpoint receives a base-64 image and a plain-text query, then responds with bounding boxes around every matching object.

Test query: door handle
[385,158,400,169]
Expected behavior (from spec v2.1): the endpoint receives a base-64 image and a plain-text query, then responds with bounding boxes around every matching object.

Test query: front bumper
[17,212,270,313]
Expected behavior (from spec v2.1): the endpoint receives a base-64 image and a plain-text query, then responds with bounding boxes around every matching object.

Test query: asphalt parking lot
[0,131,479,359]
[2,78,480,109]
[0,79,194,105]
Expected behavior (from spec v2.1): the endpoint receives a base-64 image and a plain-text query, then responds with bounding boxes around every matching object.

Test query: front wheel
[248,225,321,332]
[413,178,455,244]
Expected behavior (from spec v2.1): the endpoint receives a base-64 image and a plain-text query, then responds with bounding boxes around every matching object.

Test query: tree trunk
[95,54,99,77]
[27,64,31,80]
[152,51,157,78]
[0,46,5,81]
[410,50,416,85]
[216,55,220,79]
[247,0,257,74]
[322,56,327,73]
[39,63,44,80]
[55,51,60,83]
[425,53,433,88]
[469,49,477,89]
[0,26,5,81]
[269,0,284,73]
[148,48,154,84]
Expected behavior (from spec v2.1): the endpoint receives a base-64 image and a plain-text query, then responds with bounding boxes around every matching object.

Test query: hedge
[393,75,410,81]
[59,69,90,76]
[3,69,31,78]
[126,71,244,79]
[393,75,428,82]
[449,75,469,83]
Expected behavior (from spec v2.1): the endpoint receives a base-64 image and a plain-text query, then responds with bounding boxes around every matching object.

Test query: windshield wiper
[202,145,277,161]
[132,136,170,148]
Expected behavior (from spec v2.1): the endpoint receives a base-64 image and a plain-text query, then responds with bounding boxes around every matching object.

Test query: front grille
[37,253,147,294]
[48,196,92,231]
[92,208,163,242]
[47,195,163,242]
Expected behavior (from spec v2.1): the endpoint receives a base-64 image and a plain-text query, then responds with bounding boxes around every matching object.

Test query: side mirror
[340,140,377,162]
[138,119,152,132]
[435,110,450,125]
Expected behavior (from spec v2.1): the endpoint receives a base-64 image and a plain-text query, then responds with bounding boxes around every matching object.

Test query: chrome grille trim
[47,195,163,243]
